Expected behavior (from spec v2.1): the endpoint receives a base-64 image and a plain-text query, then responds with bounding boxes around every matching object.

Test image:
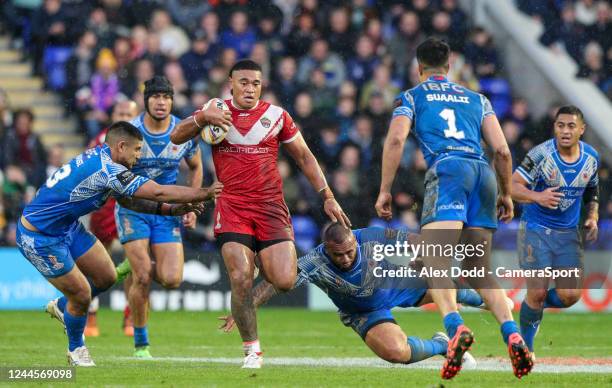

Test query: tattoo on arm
[118,197,162,215]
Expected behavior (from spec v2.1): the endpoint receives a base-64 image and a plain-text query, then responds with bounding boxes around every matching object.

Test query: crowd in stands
[0,0,611,251]
[517,0,612,99]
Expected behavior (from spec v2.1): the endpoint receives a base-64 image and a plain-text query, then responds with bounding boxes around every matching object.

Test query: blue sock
[520,301,543,351]
[64,311,87,351]
[500,320,520,345]
[443,312,464,338]
[134,326,149,347]
[543,289,566,308]
[406,336,448,364]
[57,296,68,312]
[456,289,484,307]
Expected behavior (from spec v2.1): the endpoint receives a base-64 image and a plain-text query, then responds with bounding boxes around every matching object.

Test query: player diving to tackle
[219,223,488,367]
[375,38,532,379]
[16,121,222,366]
[113,76,208,358]
[171,60,350,368]
[511,105,599,357]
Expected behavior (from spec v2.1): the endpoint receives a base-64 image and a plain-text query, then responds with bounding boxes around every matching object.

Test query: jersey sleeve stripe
[516,167,533,183]
[281,131,301,144]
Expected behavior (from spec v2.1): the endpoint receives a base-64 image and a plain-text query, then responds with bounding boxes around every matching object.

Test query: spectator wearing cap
[179,29,217,84]
[220,10,256,59]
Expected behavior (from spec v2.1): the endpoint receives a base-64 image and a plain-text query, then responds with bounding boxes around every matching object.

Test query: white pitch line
[113,356,612,374]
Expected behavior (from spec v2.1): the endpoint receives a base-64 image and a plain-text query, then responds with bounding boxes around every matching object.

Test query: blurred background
[0,0,610,311]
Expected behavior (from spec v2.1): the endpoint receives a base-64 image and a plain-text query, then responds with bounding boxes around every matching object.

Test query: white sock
[243,340,261,355]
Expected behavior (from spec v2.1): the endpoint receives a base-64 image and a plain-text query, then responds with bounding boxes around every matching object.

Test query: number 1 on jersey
[440,108,465,140]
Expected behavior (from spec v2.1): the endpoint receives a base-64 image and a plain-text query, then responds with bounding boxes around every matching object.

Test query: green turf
[0,309,610,387]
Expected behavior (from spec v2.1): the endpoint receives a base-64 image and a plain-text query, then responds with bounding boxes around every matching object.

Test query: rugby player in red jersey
[171,59,350,368]
[85,100,139,337]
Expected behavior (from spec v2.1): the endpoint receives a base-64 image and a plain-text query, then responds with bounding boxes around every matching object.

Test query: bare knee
[92,270,117,292]
[159,273,182,289]
[557,289,581,306]
[270,276,294,293]
[526,289,547,308]
[228,270,253,300]
[380,342,410,364]
[132,267,152,289]
[70,289,92,314]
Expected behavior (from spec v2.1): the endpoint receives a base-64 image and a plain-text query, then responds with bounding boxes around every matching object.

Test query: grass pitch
[1,309,611,387]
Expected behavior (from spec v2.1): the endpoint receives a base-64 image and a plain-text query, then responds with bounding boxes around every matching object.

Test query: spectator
[273,56,302,110]
[86,7,115,50]
[577,41,607,86]
[359,64,400,111]
[179,30,217,85]
[540,3,587,62]
[430,11,463,52]
[305,67,337,118]
[2,164,34,245]
[124,58,154,100]
[586,2,611,53]
[349,114,378,171]
[129,25,149,60]
[164,61,190,114]
[575,0,598,26]
[30,0,73,76]
[411,0,435,34]
[2,109,47,188]
[464,27,500,78]
[388,11,425,83]
[64,31,97,114]
[85,48,120,139]
[314,121,344,169]
[45,144,64,179]
[346,35,380,88]
[297,38,346,89]
[256,14,285,60]
[0,89,11,170]
[336,97,356,140]
[199,11,221,47]
[293,92,318,144]
[338,143,362,193]
[150,9,191,59]
[249,42,271,85]
[326,6,355,59]
[220,10,256,59]
[167,0,210,33]
[286,11,319,58]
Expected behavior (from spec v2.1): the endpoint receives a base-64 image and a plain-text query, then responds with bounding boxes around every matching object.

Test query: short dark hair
[555,105,584,123]
[106,121,143,144]
[13,108,34,123]
[416,37,451,69]
[229,59,262,77]
[323,222,353,245]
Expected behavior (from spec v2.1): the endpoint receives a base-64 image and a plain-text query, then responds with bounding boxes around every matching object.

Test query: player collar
[427,75,448,82]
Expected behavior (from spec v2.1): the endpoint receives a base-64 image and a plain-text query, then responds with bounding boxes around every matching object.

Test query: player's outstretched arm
[376,115,411,220]
[170,104,232,144]
[283,134,351,227]
[133,180,223,203]
[116,196,205,217]
[481,114,514,222]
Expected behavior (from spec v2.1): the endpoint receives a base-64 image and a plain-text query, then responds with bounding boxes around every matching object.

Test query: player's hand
[375,191,393,220]
[535,186,564,209]
[584,217,599,242]
[496,194,514,223]
[201,103,232,130]
[202,181,223,201]
[182,211,197,229]
[323,198,351,227]
[171,202,205,217]
[218,315,235,332]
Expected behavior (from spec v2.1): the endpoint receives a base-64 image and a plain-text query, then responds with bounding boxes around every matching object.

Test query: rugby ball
[200,98,230,145]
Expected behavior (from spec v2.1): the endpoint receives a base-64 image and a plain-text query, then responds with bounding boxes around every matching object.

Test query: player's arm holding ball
[170,100,233,144]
